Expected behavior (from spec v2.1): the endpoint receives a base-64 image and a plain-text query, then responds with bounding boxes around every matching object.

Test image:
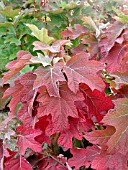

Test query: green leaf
[112,6,128,24]
[26,24,55,44]
[4,37,21,45]
[0,22,12,27]
[0,27,6,37]
[0,6,20,19]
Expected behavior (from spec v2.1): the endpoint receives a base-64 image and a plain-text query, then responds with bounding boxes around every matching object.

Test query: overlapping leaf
[36,84,84,132]
[61,24,89,39]
[35,116,50,144]
[78,83,114,121]
[17,104,34,127]
[102,98,128,155]
[33,65,65,97]
[68,145,100,169]
[63,52,105,93]
[58,117,82,148]
[4,155,32,170]
[26,24,54,44]
[16,125,42,155]
[102,43,128,73]
[3,72,36,114]
[2,51,32,84]
[99,21,126,56]
[37,157,67,170]
[84,126,116,146]
[33,40,71,53]
[91,151,128,170]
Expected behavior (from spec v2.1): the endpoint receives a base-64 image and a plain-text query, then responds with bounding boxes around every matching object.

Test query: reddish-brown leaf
[91,151,128,170]
[102,43,128,73]
[33,40,70,53]
[2,51,32,84]
[61,24,89,39]
[99,22,126,57]
[17,104,34,127]
[33,64,65,97]
[16,125,42,155]
[63,53,105,93]
[84,126,116,146]
[58,117,82,148]
[81,35,99,58]
[102,98,128,155]
[37,157,67,170]
[3,72,36,114]
[36,84,84,132]
[68,145,100,169]
[4,155,32,170]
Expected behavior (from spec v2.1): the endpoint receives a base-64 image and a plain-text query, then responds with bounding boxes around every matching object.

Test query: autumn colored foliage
[0,0,128,170]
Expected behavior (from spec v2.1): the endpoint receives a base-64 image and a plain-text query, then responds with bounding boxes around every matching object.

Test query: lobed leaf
[16,125,42,155]
[102,98,128,155]
[4,155,32,170]
[33,64,65,97]
[37,84,84,132]
[63,52,105,93]
[26,24,54,45]
[2,51,32,85]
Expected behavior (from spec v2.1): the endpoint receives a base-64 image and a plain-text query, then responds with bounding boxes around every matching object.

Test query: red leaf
[68,145,100,169]
[102,43,128,73]
[63,53,105,93]
[35,116,50,144]
[99,21,126,57]
[17,104,34,127]
[33,41,58,53]
[16,125,42,155]
[61,24,89,39]
[84,126,116,146]
[81,35,99,58]
[91,151,128,170]
[33,40,70,53]
[37,84,84,132]
[71,44,86,55]
[37,157,67,170]
[4,155,32,170]
[2,51,32,84]
[3,72,36,114]
[33,64,65,97]
[102,98,128,155]
[58,117,82,148]
[79,83,114,122]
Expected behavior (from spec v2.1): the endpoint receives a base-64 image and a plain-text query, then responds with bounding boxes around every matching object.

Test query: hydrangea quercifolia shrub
[1,2,128,170]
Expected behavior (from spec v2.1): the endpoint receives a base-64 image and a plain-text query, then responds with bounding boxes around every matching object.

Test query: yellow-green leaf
[26,24,54,44]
